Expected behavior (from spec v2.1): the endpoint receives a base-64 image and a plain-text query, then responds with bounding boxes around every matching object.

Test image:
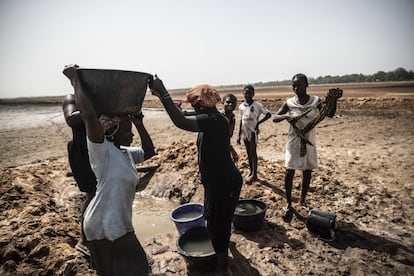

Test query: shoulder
[310,95,320,105]
[210,111,227,121]
[286,97,296,105]
[62,94,75,107]
[254,101,265,108]
[121,146,145,163]
[63,94,75,103]
[206,112,228,126]
[254,101,269,112]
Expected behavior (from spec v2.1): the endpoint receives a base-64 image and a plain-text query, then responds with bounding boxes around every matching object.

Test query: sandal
[75,242,90,257]
[281,206,291,217]
[301,204,312,213]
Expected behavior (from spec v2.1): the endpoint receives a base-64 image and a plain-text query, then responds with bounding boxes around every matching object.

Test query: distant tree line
[218,67,414,89]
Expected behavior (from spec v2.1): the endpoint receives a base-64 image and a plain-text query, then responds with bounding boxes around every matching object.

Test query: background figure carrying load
[62,65,97,257]
[64,65,155,275]
[273,73,341,218]
[151,77,242,275]
[237,85,271,184]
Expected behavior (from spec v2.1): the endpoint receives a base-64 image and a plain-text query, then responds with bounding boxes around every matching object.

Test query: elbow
[174,120,187,130]
[171,117,192,131]
[144,150,156,160]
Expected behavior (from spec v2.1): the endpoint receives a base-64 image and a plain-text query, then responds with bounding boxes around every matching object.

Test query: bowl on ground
[170,203,205,236]
[177,226,216,270]
[233,199,268,231]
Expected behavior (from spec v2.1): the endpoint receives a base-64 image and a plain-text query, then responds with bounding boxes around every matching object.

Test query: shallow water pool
[132,194,180,240]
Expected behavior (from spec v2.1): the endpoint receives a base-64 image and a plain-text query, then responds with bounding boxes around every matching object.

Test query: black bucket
[233,199,268,232]
[76,68,153,116]
[305,210,336,242]
[177,226,216,270]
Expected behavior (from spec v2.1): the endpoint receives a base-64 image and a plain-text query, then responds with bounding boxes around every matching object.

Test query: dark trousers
[205,188,241,254]
[87,232,149,276]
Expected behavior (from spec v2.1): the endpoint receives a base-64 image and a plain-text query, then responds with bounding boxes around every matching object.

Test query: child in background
[222,93,239,163]
[273,73,339,218]
[237,85,271,183]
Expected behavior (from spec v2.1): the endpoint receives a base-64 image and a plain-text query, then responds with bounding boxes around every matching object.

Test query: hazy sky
[0,0,413,98]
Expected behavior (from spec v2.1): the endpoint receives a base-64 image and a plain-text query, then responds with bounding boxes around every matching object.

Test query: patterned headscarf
[186,84,221,108]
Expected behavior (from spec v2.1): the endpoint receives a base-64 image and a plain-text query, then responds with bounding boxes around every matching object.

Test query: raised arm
[64,65,104,143]
[130,113,155,160]
[150,76,200,132]
[62,94,83,127]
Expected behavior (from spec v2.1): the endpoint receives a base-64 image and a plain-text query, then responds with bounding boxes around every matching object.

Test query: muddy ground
[0,85,413,275]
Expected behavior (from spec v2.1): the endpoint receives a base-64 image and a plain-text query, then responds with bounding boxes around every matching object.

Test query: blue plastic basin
[170,203,205,235]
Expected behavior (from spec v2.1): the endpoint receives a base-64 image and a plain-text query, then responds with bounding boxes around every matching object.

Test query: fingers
[63,64,78,79]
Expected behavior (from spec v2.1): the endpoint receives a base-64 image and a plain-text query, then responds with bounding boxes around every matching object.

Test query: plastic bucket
[177,226,216,270]
[76,68,153,116]
[306,210,336,242]
[233,199,268,231]
[170,203,205,236]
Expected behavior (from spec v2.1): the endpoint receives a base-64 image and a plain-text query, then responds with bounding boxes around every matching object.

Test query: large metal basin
[76,68,153,115]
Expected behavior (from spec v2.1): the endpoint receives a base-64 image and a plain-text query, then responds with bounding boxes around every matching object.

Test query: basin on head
[75,68,153,116]
[170,203,205,236]
[233,199,268,231]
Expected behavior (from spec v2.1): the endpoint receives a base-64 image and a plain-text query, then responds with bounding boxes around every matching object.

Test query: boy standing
[237,85,271,183]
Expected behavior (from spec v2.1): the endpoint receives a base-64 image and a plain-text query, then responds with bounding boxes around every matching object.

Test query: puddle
[0,105,165,131]
[132,194,180,240]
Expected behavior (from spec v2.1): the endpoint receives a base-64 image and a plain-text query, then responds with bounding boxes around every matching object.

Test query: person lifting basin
[64,64,155,276]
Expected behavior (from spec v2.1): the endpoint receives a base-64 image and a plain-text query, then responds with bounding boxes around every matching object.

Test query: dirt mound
[0,158,95,275]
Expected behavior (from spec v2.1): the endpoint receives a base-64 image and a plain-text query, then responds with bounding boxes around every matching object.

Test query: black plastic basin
[233,199,268,231]
[76,68,153,116]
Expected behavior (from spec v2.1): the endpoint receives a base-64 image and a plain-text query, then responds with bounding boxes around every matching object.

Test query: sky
[0,0,413,98]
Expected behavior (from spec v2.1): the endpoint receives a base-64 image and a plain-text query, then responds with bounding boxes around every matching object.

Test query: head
[222,93,238,114]
[186,84,221,113]
[243,85,255,103]
[100,115,133,146]
[112,120,133,146]
[292,73,308,96]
